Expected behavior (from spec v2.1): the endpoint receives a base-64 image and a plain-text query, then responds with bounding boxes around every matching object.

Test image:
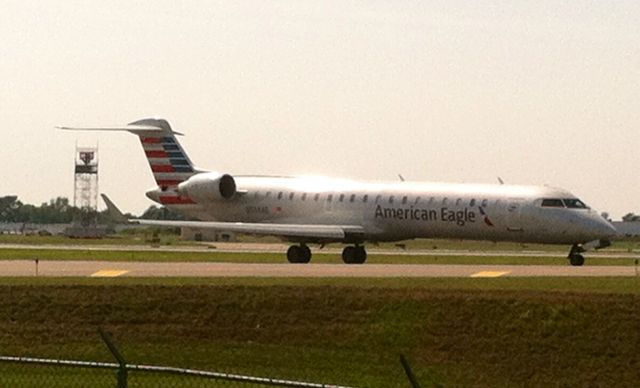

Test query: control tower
[65,145,106,238]
[73,146,99,211]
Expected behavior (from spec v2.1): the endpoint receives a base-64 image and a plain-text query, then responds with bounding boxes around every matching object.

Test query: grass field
[2,276,640,294]
[1,278,640,387]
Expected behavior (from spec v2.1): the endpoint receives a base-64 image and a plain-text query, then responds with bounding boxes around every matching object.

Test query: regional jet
[60,118,617,266]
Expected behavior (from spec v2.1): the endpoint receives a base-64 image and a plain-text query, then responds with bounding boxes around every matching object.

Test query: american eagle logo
[478,207,494,227]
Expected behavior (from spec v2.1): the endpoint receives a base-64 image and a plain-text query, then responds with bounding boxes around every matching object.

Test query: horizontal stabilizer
[57,118,184,135]
[130,219,365,240]
[58,125,164,132]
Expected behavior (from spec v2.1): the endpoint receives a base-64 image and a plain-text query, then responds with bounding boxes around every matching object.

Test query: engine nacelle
[177,172,237,202]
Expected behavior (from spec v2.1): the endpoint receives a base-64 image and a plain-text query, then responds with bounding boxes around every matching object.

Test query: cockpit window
[541,198,565,208]
[564,199,588,209]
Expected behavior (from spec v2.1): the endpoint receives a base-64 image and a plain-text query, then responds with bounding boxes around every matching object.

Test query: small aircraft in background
[60,118,617,266]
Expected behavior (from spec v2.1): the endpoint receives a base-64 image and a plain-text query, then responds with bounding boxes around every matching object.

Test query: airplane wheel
[342,246,366,264]
[300,245,312,264]
[569,254,585,266]
[287,246,301,263]
[287,245,311,264]
[353,246,367,264]
[342,246,355,264]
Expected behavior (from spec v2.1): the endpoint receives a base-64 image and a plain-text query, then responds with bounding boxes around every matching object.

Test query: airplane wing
[132,219,365,240]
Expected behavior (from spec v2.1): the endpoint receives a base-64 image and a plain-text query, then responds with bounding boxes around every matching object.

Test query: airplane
[59,118,618,266]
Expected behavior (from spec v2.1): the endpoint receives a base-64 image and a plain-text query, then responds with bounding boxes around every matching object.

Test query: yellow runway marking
[90,270,129,278]
[470,271,510,278]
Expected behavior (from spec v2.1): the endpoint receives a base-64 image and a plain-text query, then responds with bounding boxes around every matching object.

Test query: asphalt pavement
[1,260,638,278]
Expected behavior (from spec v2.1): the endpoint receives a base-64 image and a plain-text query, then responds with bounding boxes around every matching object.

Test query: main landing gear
[286,244,368,264]
[342,245,367,264]
[286,244,312,264]
[568,244,585,267]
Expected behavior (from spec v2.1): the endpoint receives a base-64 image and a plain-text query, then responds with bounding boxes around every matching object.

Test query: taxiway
[1,260,638,278]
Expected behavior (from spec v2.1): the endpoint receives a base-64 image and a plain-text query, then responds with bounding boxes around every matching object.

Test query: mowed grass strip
[1,284,639,387]
[1,276,640,294]
[0,247,637,266]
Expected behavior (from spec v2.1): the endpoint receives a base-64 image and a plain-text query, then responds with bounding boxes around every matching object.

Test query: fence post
[400,354,422,388]
[99,328,128,388]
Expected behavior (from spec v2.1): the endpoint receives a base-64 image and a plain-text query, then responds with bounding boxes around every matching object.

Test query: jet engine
[177,172,237,202]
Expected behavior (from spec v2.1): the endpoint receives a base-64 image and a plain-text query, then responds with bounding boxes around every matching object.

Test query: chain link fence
[0,356,358,387]
[0,331,423,388]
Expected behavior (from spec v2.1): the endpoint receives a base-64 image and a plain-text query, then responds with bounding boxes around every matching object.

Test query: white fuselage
[149,175,616,245]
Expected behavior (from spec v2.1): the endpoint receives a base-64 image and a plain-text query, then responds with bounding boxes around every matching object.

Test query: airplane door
[506,199,524,232]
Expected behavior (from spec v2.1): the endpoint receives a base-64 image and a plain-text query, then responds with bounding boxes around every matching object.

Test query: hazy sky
[1,1,639,218]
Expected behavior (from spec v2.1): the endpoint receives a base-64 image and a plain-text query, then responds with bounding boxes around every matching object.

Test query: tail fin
[128,119,197,189]
[100,194,128,223]
[59,118,198,190]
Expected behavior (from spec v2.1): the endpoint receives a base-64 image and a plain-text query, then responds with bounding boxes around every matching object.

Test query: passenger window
[414,196,421,204]
[277,192,283,200]
[266,191,272,198]
[470,199,476,207]
[339,194,344,202]
[363,194,368,203]
[350,194,355,202]
[289,193,294,200]
[402,196,408,205]
[442,198,448,205]
[541,198,565,208]
[389,196,394,204]
[456,198,462,206]
[376,195,382,203]
[314,193,320,201]
[301,193,307,201]
[481,199,488,207]
[327,194,333,202]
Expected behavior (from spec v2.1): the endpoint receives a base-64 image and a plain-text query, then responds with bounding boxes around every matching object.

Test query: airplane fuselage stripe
[159,196,196,205]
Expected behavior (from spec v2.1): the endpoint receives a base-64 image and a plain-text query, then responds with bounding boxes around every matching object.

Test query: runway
[1,260,638,278]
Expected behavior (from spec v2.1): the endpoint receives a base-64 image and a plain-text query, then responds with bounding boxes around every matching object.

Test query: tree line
[0,196,184,224]
[622,213,640,222]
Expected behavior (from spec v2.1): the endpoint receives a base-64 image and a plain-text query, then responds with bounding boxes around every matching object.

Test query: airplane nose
[597,218,618,239]
[589,215,618,239]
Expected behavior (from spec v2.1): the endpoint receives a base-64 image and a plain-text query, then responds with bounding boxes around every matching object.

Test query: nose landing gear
[342,245,367,264]
[287,244,312,263]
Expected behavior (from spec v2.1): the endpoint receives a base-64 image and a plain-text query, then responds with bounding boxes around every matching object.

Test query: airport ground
[1,233,640,267]
[1,235,640,386]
